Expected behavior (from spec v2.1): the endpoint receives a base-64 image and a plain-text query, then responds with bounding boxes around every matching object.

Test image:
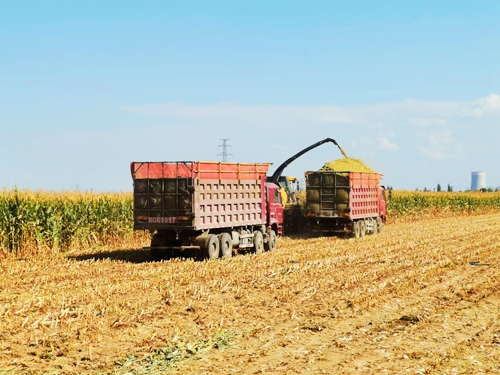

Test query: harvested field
[2,213,500,374]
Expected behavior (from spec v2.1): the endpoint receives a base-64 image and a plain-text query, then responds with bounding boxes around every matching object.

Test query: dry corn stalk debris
[1,213,500,374]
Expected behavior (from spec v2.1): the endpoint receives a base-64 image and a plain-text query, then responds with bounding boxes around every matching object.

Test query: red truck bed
[305,171,383,220]
[131,161,272,230]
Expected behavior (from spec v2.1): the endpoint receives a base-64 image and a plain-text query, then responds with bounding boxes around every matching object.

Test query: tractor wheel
[205,234,220,259]
[219,233,233,258]
[253,230,264,254]
[265,230,277,252]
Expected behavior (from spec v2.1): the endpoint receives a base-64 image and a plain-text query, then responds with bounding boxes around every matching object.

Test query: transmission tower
[218,139,232,162]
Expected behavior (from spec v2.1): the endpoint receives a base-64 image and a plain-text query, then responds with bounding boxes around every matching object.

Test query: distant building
[471,171,486,191]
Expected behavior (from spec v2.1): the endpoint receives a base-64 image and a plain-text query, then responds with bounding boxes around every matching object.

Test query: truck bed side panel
[193,178,266,230]
[349,172,381,219]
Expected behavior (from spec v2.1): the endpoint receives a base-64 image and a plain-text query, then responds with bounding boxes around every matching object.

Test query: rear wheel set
[253,230,265,254]
[219,232,233,258]
[352,218,383,238]
[377,218,384,233]
[157,228,278,261]
[204,234,220,259]
[372,218,379,235]
[352,220,367,239]
[203,232,234,260]
[353,221,361,239]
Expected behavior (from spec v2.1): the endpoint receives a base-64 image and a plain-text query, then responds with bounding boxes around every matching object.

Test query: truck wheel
[253,230,264,254]
[360,220,366,238]
[377,218,384,234]
[205,234,220,259]
[353,221,361,239]
[372,218,379,235]
[265,230,277,252]
[219,233,233,258]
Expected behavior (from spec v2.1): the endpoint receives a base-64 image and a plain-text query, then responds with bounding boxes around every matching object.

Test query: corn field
[0,189,136,255]
[387,190,500,219]
[2,189,500,255]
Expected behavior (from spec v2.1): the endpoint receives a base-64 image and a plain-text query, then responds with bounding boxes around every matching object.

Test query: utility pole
[218,139,232,162]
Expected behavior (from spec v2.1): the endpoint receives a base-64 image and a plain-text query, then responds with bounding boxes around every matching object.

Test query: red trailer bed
[131,161,272,230]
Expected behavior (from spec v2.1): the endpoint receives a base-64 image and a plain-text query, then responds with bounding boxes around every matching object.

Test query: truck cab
[378,186,387,223]
[265,182,284,236]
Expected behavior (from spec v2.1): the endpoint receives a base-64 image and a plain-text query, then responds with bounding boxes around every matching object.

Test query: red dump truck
[131,161,284,260]
[305,171,387,237]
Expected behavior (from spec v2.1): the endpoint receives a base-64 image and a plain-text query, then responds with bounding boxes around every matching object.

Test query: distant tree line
[414,184,500,192]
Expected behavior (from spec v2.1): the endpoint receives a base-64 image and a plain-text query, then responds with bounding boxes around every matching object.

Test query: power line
[0,125,87,152]
[218,138,232,162]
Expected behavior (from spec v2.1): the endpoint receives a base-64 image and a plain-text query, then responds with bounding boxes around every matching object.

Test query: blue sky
[1,1,499,191]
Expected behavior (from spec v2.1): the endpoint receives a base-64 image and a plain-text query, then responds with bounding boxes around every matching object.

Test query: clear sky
[1,1,499,191]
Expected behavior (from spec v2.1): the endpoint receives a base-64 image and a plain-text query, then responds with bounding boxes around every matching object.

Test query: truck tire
[354,221,362,238]
[254,230,264,254]
[372,218,379,235]
[360,220,366,238]
[205,234,220,259]
[377,218,384,234]
[265,229,277,252]
[219,232,233,258]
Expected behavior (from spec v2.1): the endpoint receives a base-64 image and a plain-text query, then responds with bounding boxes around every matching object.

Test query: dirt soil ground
[1,213,500,374]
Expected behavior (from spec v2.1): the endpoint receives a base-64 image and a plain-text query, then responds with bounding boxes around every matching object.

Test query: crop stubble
[1,214,500,374]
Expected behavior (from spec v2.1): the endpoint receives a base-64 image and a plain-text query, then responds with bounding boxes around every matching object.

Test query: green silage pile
[320,158,375,173]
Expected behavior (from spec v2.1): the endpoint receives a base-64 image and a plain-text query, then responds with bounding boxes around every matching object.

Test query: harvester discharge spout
[270,138,348,184]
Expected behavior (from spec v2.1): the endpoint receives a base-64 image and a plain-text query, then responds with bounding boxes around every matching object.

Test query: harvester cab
[267,175,300,206]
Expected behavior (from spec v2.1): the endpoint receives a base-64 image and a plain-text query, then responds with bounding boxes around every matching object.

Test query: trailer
[131,161,284,260]
[305,171,387,237]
